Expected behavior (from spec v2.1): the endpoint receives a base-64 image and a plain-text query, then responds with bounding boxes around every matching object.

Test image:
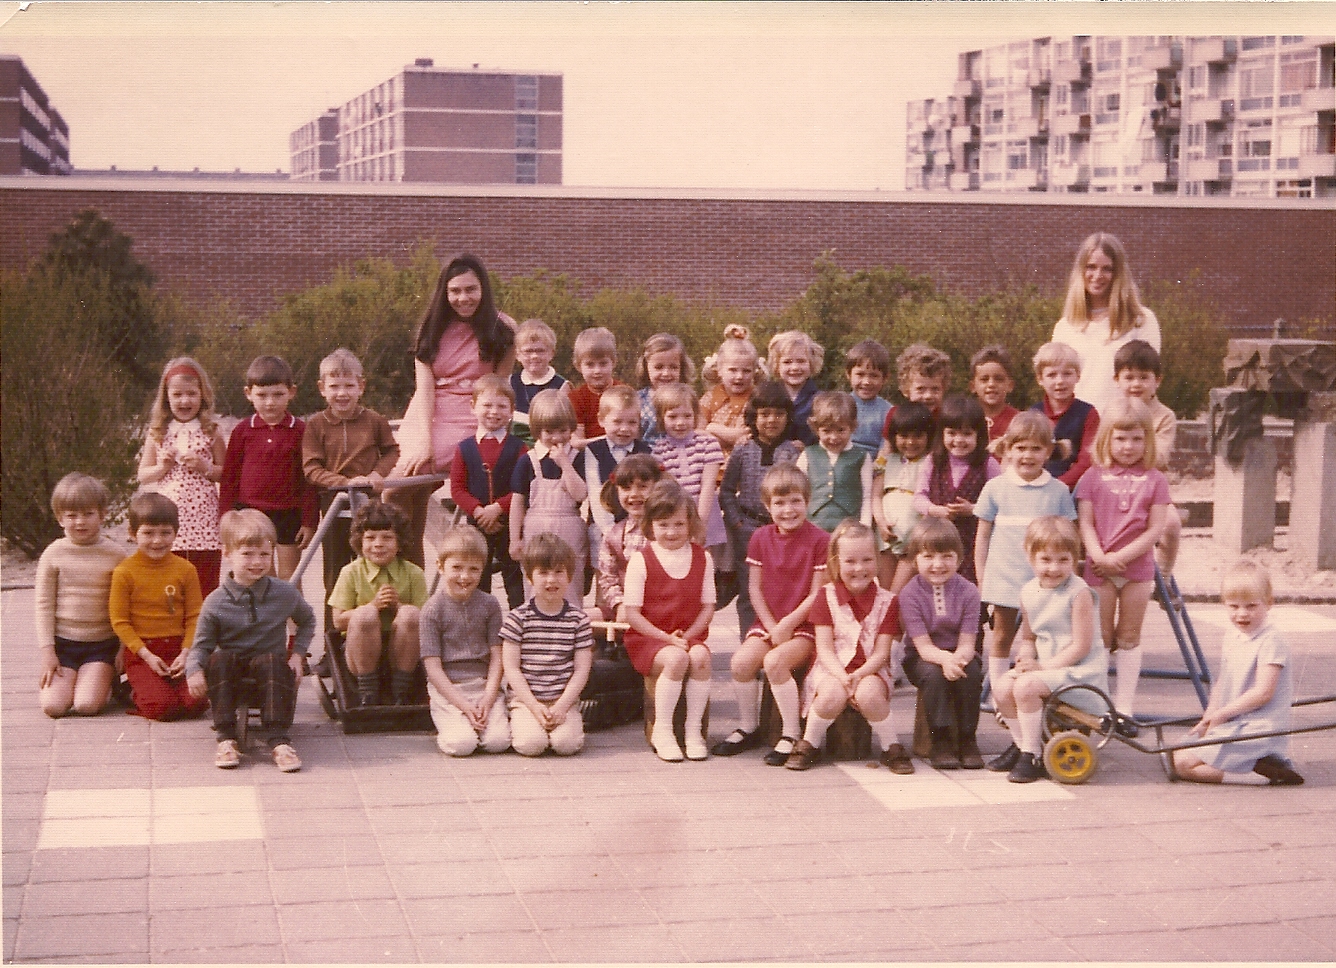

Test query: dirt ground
[4,471,1331,599]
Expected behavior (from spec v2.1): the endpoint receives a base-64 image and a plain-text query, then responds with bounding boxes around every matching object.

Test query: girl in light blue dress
[1174,561,1303,786]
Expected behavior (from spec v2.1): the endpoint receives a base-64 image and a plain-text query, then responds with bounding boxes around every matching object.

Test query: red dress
[624,543,708,675]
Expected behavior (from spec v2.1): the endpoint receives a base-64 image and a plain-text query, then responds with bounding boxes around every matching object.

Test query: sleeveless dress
[623,543,708,675]
[522,450,588,608]
[803,582,896,709]
[1020,573,1109,715]
[149,418,222,596]
[926,455,990,585]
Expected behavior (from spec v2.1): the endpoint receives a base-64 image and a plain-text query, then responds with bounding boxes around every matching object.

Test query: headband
[163,363,200,385]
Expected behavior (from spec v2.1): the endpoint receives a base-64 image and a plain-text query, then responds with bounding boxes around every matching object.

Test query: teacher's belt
[435,377,474,394]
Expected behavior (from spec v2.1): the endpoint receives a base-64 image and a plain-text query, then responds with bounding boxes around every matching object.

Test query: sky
[2,1,1333,191]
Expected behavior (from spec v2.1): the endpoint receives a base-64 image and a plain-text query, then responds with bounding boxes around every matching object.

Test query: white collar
[520,366,557,386]
[1007,467,1053,488]
[475,428,508,442]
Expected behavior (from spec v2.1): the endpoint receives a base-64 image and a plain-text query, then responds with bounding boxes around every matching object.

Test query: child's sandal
[214,739,241,769]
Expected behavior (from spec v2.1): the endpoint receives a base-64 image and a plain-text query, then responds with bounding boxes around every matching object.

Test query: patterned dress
[149,418,222,596]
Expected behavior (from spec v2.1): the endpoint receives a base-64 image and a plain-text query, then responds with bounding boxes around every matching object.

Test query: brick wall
[1,180,1332,330]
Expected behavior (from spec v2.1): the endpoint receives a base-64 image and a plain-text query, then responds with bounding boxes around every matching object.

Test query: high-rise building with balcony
[0,55,72,177]
[906,35,1335,199]
[290,58,562,185]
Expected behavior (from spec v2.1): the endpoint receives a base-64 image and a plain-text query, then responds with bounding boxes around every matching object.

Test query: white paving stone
[38,786,263,849]
[837,762,1074,812]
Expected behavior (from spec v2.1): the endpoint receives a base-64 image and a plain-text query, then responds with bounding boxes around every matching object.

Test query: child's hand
[1013,655,1041,674]
[474,504,503,532]
[167,650,188,679]
[158,448,178,472]
[529,700,554,730]
[287,652,304,683]
[346,475,373,489]
[373,584,400,611]
[548,702,569,727]
[464,701,487,730]
[141,650,172,679]
[40,649,63,690]
[179,450,207,474]
[366,471,385,493]
[940,653,965,681]
[295,526,315,550]
[946,498,974,518]
[187,671,207,700]
[508,539,523,561]
[550,444,574,471]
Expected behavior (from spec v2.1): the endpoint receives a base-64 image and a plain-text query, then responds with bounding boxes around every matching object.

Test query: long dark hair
[413,254,513,366]
[743,380,797,442]
[931,394,989,468]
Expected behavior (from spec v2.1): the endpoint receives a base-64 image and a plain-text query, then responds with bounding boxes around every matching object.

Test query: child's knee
[550,723,584,756]
[512,730,549,757]
[688,645,711,674]
[436,729,480,757]
[71,696,107,717]
[657,648,689,678]
[349,605,382,633]
[41,696,72,718]
[394,605,421,630]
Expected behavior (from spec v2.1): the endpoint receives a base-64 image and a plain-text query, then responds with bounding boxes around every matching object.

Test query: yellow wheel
[1043,730,1097,785]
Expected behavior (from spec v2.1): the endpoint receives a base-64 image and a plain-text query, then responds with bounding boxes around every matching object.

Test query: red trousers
[180,549,222,600]
[125,636,209,721]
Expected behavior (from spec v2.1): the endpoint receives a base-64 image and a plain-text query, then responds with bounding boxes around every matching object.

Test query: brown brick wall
[1,183,1332,332]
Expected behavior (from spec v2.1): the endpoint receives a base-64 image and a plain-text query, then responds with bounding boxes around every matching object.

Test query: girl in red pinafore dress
[622,480,716,763]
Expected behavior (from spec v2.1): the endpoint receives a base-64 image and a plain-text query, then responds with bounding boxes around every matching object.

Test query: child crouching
[501,534,594,757]
[187,509,315,772]
[420,526,510,757]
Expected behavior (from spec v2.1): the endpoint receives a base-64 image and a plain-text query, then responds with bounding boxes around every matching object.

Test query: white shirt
[623,543,717,608]
[1052,308,1161,415]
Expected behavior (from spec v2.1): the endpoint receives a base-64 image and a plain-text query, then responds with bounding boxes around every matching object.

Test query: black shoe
[958,736,985,770]
[986,743,1022,773]
[1254,754,1305,786]
[711,729,762,757]
[1008,752,1048,784]
[764,737,798,767]
[1115,716,1140,738]
[929,738,961,770]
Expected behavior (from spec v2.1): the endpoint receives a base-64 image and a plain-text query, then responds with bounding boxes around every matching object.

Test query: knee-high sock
[1222,771,1268,786]
[803,710,834,747]
[771,677,802,739]
[870,709,901,752]
[684,677,710,731]
[654,674,684,733]
[988,656,1011,691]
[1002,716,1021,743]
[1114,648,1142,716]
[1018,708,1043,756]
[733,677,760,733]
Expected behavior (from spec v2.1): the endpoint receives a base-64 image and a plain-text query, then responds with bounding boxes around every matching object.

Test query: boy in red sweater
[218,355,318,580]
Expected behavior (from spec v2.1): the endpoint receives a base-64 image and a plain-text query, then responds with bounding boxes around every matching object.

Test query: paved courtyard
[3,557,1336,963]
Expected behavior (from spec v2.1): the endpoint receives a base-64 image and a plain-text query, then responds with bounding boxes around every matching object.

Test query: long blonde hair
[1061,232,1148,341]
[1092,397,1157,470]
[148,357,219,443]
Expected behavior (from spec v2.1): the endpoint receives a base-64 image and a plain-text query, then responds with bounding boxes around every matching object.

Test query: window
[1096,37,1122,71]
[515,76,539,111]
[1241,36,1275,51]
[516,114,538,149]
[1007,140,1029,170]
[516,153,537,184]
[1188,66,1206,90]
[1280,52,1318,92]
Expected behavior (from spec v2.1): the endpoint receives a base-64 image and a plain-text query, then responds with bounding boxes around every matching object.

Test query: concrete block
[1214,437,1276,553]
[1290,419,1336,570]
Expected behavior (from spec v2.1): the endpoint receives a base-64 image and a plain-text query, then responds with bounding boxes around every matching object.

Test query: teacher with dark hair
[389,254,516,567]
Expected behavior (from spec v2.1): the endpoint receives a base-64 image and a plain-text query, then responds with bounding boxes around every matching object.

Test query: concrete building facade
[907,35,1336,200]
[290,58,562,185]
[0,55,71,177]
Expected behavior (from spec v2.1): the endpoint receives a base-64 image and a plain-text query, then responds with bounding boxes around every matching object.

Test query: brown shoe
[929,738,961,770]
[958,735,985,770]
[880,742,915,775]
[785,739,820,771]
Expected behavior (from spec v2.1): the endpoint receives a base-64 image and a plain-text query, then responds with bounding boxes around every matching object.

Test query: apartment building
[906,35,1335,199]
[290,58,562,185]
[0,55,72,177]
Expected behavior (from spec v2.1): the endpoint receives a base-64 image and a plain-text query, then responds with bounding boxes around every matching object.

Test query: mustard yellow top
[108,551,202,653]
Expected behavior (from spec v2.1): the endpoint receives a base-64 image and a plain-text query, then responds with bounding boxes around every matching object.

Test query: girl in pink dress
[391,254,516,566]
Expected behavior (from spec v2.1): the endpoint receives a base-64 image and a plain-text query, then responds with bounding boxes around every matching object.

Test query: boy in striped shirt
[500,533,594,756]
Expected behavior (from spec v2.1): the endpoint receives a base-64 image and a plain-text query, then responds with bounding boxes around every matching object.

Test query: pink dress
[430,316,515,472]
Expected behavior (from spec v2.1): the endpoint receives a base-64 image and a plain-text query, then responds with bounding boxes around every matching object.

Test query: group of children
[32,308,1304,787]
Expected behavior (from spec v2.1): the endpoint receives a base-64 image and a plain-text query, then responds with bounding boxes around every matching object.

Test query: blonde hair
[826,520,876,585]
[767,330,824,378]
[528,388,577,435]
[651,382,699,426]
[51,473,110,516]
[1221,559,1273,603]
[573,326,617,365]
[1023,516,1082,560]
[702,325,762,386]
[148,357,219,444]
[1092,397,1157,470]
[636,333,696,387]
[597,383,639,421]
[318,348,364,381]
[516,318,557,352]
[219,508,276,551]
[808,391,858,431]
[1032,341,1083,379]
[1061,232,1149,341]
[895,343,952,389]
[471,373,516,406]
[991,410,1071,462]
[760,464,810,503]
[435,525,488,568]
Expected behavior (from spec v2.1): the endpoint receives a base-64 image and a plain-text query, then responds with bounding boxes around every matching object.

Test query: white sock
[1018,708,1043,756]
[684,677,710,732]
[870,710,900,752]
[989,657,1011,691]
[654,674,684,734]
[803,710,834,747]
[733,678,761,733]
[1222,772,1269,786]
[1002,716,1021,743]
[771,677,802,739]
[1114,648,1142,716]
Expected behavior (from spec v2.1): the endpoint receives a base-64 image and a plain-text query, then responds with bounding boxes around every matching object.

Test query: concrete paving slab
[149,870,274,912]
[377,828,496,866]
[666,914,811,962]
[12,911,149,961]
[27,845,148,883]
[400,893,533,937]
[1,853,31,888]
[150,901,281,952]
[539,921,685,963]
[283,934,420,963]
[496,851,633,894]
[414,928,553,964]
[262,806,374,840]
[1289,914,1336,954]
[22,876,145,917]
[388,859,515,900]
[155,942,289,963]
[276,897,411,943]
[263,832,385,871]
[269,864,397,904]
[150,839,267,876]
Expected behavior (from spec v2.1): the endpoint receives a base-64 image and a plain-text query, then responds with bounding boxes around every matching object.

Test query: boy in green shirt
[328,500,428,706]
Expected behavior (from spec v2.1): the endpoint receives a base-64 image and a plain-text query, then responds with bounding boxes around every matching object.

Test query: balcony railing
[1052,163,1090,186]
[949,170,981,191]
[1197,38,1238,64]
[1201,99,1236,125]
[1054,57,1091,85]
[1151,106,1182,131]
[1144,43,1184,72]
[1027,67,1051,89]
[954,78,982,99]
[1298,153,1336,179]
[1052,113,1091,137]
[1185,157,1233,181]
[951,122,981,146]
[1019,116,1050,139]
[1301,85,1336,113]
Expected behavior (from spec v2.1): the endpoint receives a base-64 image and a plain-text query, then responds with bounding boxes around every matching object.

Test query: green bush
[1,267,140,556]
[1146,274,1230,419]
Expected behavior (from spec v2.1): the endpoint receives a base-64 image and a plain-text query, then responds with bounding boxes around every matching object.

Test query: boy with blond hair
[1030,342,1100,489]
[568,326,627,444]
[188,509,315,772]
[510,318,567,443]
[878,341,953,446]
